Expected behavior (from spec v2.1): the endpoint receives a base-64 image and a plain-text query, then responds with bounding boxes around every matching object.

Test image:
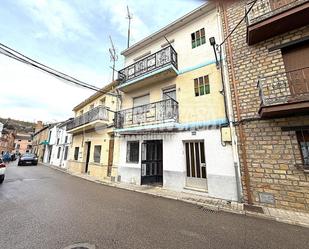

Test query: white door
[184,141,207,190]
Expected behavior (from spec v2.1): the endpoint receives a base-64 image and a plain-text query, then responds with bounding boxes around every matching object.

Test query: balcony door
[282,42,309,99]
[133,94,149,124]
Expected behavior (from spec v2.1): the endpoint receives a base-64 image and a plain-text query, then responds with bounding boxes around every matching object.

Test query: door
[133,94,150,124]
[107,138,114,177]
[163,87,176,101]
[185,141,207,190]
[141,140,163,185]
[85,142,91,173]
[282,42,309,99]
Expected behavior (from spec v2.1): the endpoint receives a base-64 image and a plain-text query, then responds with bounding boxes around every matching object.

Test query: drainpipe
[220,2,252,204]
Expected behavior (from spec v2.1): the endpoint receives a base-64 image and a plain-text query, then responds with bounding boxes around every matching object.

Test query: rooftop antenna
[126,5,133,48]
[109,36,118,81]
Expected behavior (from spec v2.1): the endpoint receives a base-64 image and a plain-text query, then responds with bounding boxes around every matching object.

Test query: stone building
[221,0,309,211]
[32,121,51,162]
[14,133,32,155]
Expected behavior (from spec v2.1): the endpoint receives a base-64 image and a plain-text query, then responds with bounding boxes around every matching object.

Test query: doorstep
[44,163,309,229]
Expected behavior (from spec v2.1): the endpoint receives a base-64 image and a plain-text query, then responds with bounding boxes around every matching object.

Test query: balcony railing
[67,105,109,131]
[115,99,179,129]
[246,0,306,25]
[118,45,178,85]
[257,67,309,106]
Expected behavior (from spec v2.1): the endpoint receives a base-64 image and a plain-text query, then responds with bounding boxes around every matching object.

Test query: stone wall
[222,0,309,211]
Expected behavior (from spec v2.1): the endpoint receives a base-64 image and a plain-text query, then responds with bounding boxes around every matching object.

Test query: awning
[39,140,49,145]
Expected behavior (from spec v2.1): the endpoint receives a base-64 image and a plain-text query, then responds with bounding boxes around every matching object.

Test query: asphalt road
[1,162,309,249]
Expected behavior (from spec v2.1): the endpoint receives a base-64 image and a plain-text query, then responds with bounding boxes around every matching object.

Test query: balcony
[67,106,109,133]
[246,0,309,45]
[115,99,179,131]
[118,46,178,92]
[257,67,309,117]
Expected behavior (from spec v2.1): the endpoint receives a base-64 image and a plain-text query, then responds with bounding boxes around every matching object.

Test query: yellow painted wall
[121,63,226,124]
[67,128,119,179]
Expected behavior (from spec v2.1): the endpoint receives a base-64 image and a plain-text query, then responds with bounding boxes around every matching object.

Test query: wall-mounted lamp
[209,37,219,68]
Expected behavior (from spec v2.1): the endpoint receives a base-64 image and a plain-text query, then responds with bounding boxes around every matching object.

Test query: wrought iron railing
[67,105,109,130]
[118,45,178,85]
[257,67,309,106]
[115,99,178,129]
[246,0,306,25]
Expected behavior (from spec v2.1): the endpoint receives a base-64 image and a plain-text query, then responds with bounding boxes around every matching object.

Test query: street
[0,163,308,249]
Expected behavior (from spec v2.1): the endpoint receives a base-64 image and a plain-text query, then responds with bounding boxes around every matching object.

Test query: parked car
[0,158,6,184]
[18,153,38,166]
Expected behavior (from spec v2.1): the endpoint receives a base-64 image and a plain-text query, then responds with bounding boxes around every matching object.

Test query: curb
[43,163,309,229]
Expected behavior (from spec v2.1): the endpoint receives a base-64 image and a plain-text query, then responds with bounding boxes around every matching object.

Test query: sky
[0,0,203,123]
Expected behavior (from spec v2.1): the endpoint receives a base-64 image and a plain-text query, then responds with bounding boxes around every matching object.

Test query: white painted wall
[118,128,238,201]
[44,123,72,169]
[123,8,220,72]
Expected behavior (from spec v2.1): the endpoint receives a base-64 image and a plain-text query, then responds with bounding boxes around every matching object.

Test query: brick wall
[222,0,309,212]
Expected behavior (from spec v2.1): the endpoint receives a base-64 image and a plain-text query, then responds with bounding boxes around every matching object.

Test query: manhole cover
[63,243,95,249]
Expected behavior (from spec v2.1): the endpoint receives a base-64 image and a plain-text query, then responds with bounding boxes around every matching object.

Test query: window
[28,140,31,142]
[64,146,69,160]
[126,141,139,163]
[297,130,309,166]
[57,138,60,145]
[194,75,210,96]
[100,98,106,107]
[94,145,102,163]
[191,28,206,49]
[16,144,20,149]
[57,147,61,159]
[65,136,68,143]
[74,147,79,160]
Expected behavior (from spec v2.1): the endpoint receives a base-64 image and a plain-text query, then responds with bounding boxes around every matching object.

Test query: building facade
[0,122,16,155]
[67,82,120,181]
[32,121,51,162]
[115,3,240,201]
[221,0,309,211]
[44,120,72,169]
[13,133,32,155]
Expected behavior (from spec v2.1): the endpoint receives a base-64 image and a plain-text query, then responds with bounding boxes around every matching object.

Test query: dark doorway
[85,141,91,173]
[141,140,163,185]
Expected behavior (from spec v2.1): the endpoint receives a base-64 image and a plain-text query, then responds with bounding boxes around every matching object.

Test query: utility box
[221,127,232,142]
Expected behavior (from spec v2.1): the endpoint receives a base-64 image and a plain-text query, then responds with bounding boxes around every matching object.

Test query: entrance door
[184,141,207,190]
[85,141,91,173]
[282,42,309,98]
[107,138,114,177]
[141,140,163,185]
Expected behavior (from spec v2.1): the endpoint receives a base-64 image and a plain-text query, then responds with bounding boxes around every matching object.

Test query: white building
[115,3,242,201]
[44,119,72,169]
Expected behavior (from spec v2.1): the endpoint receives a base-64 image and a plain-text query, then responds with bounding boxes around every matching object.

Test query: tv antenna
[109,36,118,81]
[126,5,133,48]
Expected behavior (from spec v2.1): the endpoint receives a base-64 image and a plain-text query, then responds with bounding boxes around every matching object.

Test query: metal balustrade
[246,0,305,25]
[257,67,309,106]
[67,105,109,131]
[115,99,179,129]
[118,45,178,85]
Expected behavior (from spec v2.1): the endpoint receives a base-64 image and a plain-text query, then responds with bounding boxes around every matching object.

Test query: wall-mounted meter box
[221,127,232,142]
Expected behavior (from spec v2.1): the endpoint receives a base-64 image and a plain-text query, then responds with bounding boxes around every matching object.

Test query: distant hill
[0,117,35,134]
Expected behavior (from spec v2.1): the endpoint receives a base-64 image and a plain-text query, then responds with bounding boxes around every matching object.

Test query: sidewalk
[44,163,309,229]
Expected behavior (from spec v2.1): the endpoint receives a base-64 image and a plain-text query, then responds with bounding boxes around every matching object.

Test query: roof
[121,2,215,56]
[72,81,118,112]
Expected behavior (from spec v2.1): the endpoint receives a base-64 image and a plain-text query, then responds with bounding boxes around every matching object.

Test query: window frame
[296,130,309,166]
[64,146,69,161]
[126,141,140,163]
[93,145,102,163]
[57,147,61,159]
[194,75,210,97]
[191,28,206,49]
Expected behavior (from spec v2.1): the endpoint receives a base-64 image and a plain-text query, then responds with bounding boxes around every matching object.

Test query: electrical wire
[0,43,119,97]
[219,0,258,47]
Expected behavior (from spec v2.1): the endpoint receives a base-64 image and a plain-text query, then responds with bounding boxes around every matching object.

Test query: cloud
[18,0,96,41]
[99,0,151,44]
